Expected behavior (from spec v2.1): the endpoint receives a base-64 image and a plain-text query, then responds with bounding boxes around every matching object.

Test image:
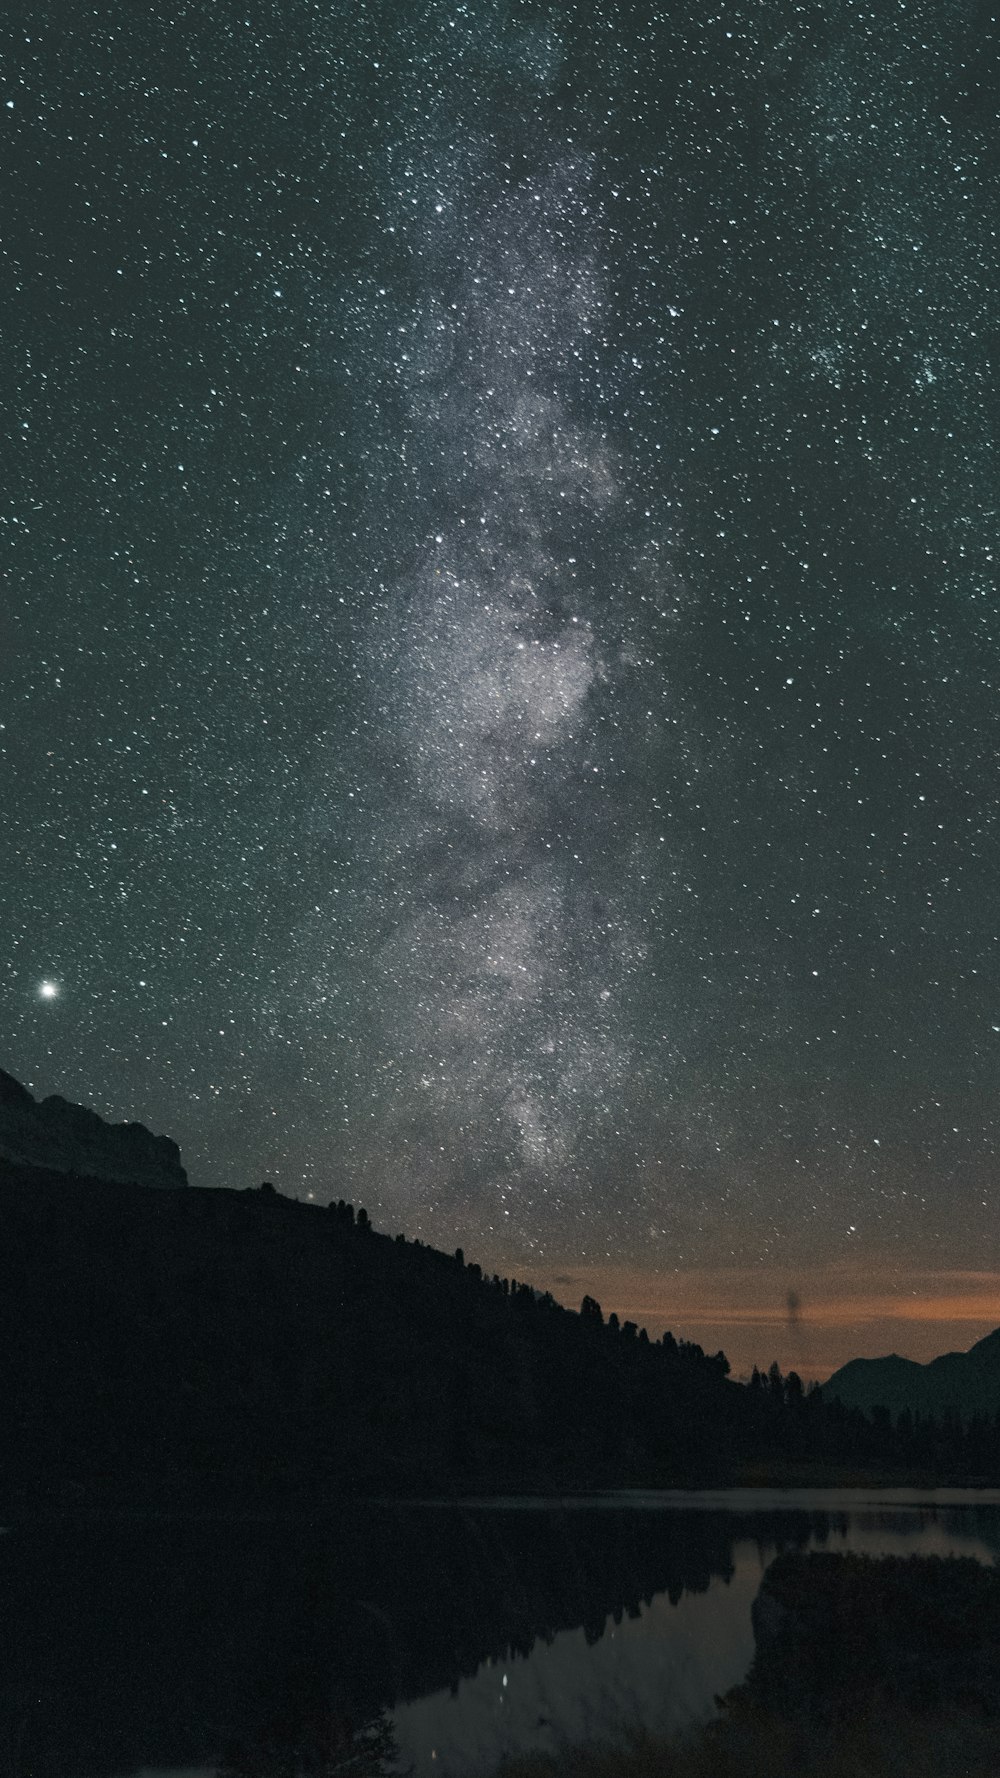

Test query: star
[0,0,995,1381]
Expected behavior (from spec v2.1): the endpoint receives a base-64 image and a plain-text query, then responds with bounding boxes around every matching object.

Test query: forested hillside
[0,1163,995,1502]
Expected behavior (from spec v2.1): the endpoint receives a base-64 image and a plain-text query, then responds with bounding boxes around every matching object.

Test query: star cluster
[2,0,999,1295]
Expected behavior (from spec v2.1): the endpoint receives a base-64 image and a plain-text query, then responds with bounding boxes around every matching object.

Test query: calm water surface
[393,1490,1000,1775]
[2,1489,998,1778]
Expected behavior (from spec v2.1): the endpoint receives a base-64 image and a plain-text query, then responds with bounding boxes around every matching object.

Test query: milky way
[3,0,999,1303]
[274,150,695,1251]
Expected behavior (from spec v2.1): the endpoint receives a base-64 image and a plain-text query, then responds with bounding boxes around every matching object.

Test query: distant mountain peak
[0,1068,187,1189]
[824,1325,1000,1424]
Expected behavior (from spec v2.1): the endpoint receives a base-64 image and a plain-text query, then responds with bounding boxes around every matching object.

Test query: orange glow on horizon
[514,1261,1000,1381]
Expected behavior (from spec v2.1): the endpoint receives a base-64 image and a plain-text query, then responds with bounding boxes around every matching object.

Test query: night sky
[4,0,999,1374]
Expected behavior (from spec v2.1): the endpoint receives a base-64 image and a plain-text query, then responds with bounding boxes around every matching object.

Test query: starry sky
[4,0,999,1374]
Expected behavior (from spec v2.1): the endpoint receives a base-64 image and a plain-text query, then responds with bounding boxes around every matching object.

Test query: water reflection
[0,1494,994,1778]
[392,1502,1000,1776]
[393,1562,764,1776]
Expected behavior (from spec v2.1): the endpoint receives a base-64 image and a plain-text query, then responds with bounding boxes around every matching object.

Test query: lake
[1,1489,998,1777]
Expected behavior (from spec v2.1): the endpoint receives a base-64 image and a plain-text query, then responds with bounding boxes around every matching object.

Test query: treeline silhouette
[0,1160,996,1499]
[748,1359,1000,1483]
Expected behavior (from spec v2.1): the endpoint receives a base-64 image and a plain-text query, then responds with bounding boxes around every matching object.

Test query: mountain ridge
[823,1326,1000,1423]
[0,1068,186,1189]
[0,1066,994,1500]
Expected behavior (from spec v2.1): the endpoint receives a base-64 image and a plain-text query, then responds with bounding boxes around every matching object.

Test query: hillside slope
[0,1160,737,1501]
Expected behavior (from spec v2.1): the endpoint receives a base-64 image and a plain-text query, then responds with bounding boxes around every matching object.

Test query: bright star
[38,980,59,1000]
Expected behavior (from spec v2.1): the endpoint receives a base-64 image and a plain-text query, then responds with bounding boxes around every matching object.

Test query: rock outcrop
[0,1070,187,1188]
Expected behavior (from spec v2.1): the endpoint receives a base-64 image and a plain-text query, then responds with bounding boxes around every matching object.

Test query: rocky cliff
[0,1070,187,1188]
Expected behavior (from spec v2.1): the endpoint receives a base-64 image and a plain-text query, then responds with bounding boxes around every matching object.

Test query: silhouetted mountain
[0,1152,740,1501]
[0,1069,186,1188]
[0,1072,995,1501]
[824,1327,1000,1425]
